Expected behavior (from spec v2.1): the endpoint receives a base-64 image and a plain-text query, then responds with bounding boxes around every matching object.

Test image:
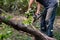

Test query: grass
[54,31,60,40]
[0,23,32,40]
[57,7,60,16]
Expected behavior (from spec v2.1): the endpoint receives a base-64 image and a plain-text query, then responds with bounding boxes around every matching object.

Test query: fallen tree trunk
[0,15,56,40]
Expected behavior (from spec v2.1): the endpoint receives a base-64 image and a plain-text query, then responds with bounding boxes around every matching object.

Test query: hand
[35,11,40,15]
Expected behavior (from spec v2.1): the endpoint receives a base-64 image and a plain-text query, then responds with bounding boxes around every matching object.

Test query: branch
[0,8,7,13]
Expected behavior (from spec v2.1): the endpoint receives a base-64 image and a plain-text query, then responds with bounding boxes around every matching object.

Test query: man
[28,0,58,37]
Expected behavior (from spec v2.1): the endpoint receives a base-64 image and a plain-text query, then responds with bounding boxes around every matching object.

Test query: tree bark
[0,16,56,40]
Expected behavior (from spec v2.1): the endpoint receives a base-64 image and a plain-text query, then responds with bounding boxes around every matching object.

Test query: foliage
[0,0,29,12]
[22,9,35,26]
[57,7,60,16]
[0,23,32,40]
[54,31,60,40]
[0,23,13,40]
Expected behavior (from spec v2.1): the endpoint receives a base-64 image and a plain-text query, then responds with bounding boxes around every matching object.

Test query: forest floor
[54,16,60,32]
[0,13,60,40]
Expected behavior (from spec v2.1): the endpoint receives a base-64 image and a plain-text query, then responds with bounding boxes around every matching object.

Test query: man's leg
[40,8,47,32]
[45,3,58,37]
